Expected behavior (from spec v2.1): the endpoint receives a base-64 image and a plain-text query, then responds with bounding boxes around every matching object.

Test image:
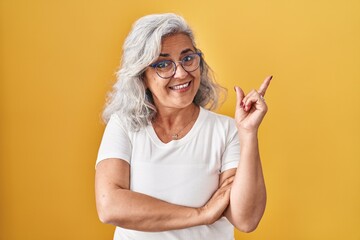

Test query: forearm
[97,187,204,232]
[225,132,267,232]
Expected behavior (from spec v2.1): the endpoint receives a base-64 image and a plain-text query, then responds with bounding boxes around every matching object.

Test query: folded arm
[95,158,233,231]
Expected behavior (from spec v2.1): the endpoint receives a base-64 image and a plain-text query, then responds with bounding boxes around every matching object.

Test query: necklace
[153,106,197,140]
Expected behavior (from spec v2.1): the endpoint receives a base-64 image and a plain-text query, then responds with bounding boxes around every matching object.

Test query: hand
[199,176,234,225]
[234,76,272,133]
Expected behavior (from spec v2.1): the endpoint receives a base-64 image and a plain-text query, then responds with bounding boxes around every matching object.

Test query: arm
[95,158,233,232]
[222,134,266,233]
[222,76,272,232]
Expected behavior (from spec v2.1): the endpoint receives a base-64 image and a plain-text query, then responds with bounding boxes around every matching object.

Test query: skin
[95,33,271,232]
[143,33,201,140]
[225,76,271,232]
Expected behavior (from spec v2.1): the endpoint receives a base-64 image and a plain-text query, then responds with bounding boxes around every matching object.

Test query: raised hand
[234,76,272,133]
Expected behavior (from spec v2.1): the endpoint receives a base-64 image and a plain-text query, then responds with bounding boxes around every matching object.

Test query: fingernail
[269,75,273,81]
[233,86,237,92]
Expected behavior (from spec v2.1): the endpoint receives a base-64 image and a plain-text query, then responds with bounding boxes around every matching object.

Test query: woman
[95,13,271,240]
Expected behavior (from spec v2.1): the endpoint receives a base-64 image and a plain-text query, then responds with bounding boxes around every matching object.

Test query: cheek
[193,70,201,85]
[144,72,157,88]
[144,73,169,92]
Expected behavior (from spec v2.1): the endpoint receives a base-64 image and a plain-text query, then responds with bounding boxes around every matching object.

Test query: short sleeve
[96,114,132,167]
[220,120,240,172]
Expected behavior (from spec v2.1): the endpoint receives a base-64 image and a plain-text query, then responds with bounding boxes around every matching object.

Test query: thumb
[234,86,245,108]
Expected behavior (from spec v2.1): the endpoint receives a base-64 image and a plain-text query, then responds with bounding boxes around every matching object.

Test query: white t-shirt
[96,107,240,240]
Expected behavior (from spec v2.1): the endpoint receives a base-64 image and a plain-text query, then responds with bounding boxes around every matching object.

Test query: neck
[154,104,197,129]
[152,104,199,141]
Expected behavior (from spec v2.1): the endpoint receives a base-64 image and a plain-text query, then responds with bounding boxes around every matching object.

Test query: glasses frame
[149,52,202,79]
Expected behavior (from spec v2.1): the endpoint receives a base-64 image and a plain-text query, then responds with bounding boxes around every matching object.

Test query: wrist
[197,206,210,225]
[237,130,258,141]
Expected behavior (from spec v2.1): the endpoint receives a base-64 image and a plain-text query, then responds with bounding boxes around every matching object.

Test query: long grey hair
[102,13,226,130]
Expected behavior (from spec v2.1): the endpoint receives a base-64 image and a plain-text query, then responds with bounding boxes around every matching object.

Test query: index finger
[258,76,273,97]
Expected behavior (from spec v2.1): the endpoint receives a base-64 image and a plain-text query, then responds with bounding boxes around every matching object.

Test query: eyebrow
[159,48,194,57]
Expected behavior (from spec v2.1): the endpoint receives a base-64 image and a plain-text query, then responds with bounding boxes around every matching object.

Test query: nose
[173,62,188,79]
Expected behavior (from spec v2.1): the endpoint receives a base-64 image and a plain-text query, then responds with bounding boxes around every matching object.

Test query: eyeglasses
[149,52,202,79]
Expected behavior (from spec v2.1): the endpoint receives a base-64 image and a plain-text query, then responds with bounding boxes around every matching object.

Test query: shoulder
[107,113,135,133]
[104,113,132,138]
[107,113,122,126]
[106,113,149,142]
[201,107,236,127]
[199,108,238,137]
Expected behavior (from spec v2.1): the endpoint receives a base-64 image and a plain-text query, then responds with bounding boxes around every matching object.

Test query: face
[144,33,201,111]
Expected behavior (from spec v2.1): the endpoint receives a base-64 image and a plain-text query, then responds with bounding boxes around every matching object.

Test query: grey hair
[102,13,226,130]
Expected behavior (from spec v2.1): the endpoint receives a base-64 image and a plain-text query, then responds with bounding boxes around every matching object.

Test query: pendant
[172,134,178,140]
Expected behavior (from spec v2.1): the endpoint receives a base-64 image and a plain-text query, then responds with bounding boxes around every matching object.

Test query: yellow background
[1,0,359,239]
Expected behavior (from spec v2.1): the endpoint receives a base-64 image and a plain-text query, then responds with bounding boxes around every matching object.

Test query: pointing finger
[258,76,273,97]
[234,86,245,108]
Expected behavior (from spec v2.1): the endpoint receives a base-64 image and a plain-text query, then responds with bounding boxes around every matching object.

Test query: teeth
[171,82,190,90]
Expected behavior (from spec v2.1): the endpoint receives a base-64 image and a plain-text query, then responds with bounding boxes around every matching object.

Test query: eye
[156,60,171,69]
[182,54,195,63]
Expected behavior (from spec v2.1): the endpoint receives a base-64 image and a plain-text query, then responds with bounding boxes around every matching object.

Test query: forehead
[160,33,195,53]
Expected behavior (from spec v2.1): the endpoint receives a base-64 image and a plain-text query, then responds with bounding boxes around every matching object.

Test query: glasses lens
[155,60,175,78]
[153,53,201,79]
[182,53,200,72]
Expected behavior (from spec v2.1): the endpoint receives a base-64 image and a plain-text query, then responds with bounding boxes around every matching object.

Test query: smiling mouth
[169,81,191,90]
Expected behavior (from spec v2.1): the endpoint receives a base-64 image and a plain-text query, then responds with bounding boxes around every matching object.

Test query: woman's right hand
[199,176,234,225]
